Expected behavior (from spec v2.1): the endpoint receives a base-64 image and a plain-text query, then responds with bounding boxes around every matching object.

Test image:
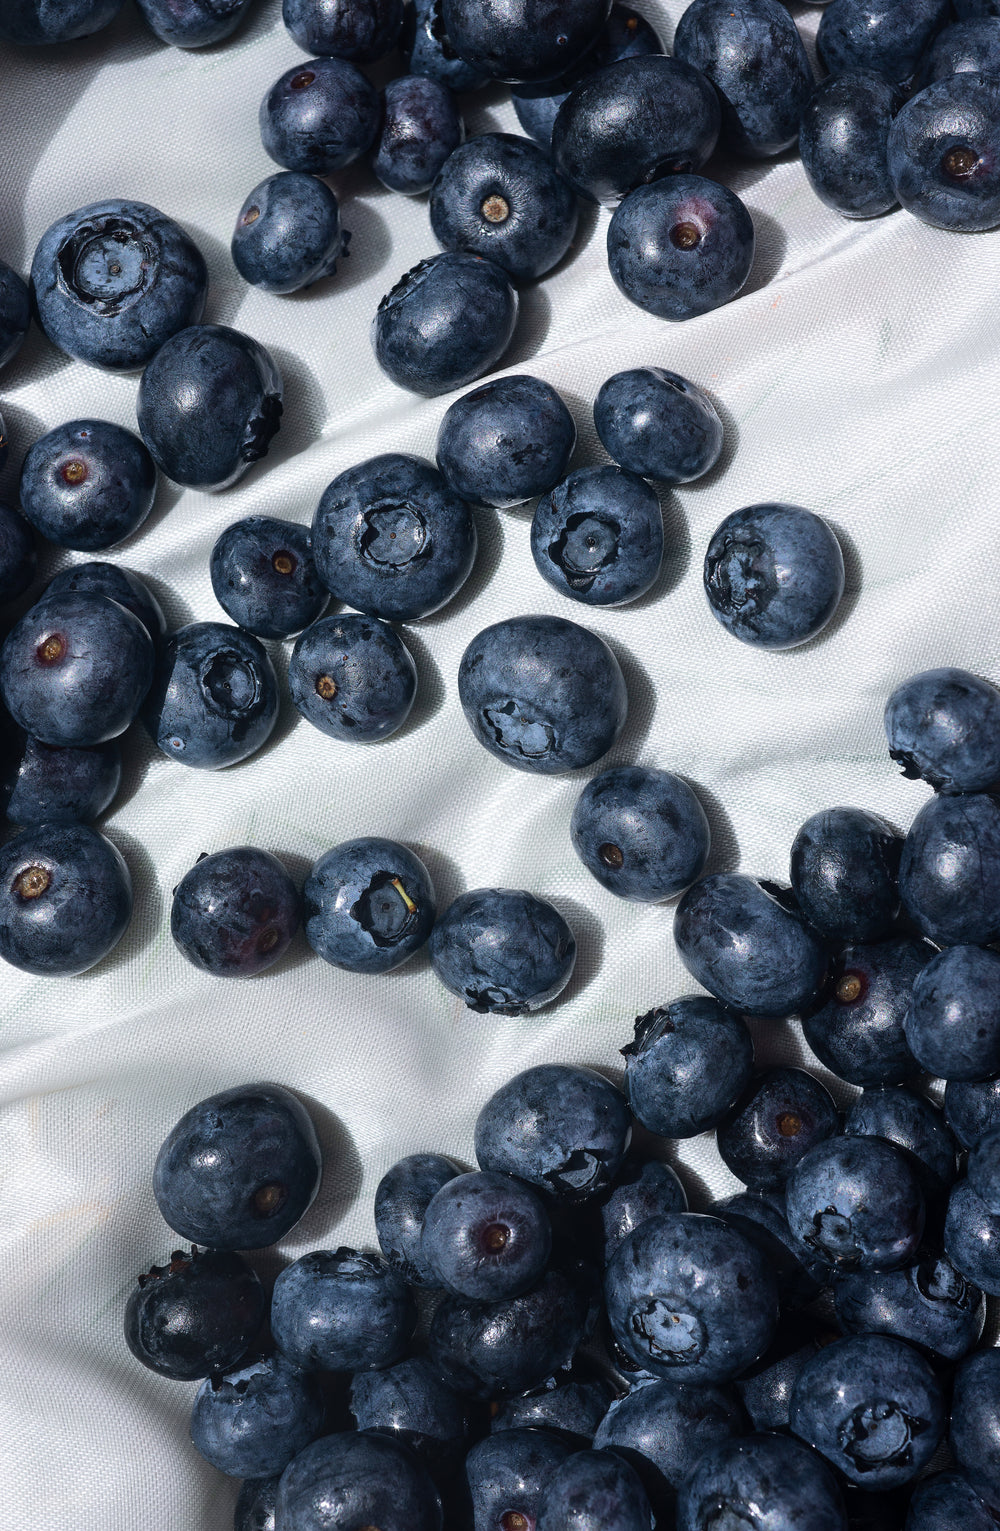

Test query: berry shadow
[110,720,160,816]
[389,626,447,738]
[686,778,741,878]
[745,1014,815,1072]
[598,634,657,763]
[186,224,248,332]
[0,396,48,490]
[670,394,741,497]
[704,141,802,202]
[0,322,76,403]
[499,283,552,370]
[740,208,788,300]
[136,567,195,634]
[285,1090,365,1243]
[412,503,505,628]
[261,344,327,471]
[790,517,863,654]
[97,824,165,970]
[625,486,692,609]
[116,474,189,552]
[670,1147,726,1213]
[548,893,605,1009]
[409,842,465,912]
[547,194,603,278]
[310,191,394,297]
[461,79,519,137]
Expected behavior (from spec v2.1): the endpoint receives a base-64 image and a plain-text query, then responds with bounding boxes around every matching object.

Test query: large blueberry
[400,0,489,91]
[312,453,477,621]
[31,199,207,372]
[885,667,1000,793]
[599,1156,688,1261]
[349,1355,469,1459]
[906,1473,999,1531]
[374,75,464,196]
[905,944,1000,1081]
[421,1169,552,1300]
[465,1428,574,1531]
[0,504,36,604]
[170,847,300,977]
[677,1433,848,1531]
[141,622,279,769]
[271,1247,416,1371]
[946,1075,1000,1149]
[372,252,518,396]
[0,261,30,370]
[232,172,348,294]
[802,938,931,1088]
[436,374,576,510]
[0,0,122,45]
[536,1450,653,1531]
[124,1246,266,1381]
[844,1086,958,1201]
[191,1352,324,1478]
[2,732,120,827]
[887,73,1000,230]
[133,0,251,45]
[950,1349,1000,1513]
[374,1152,462,1286]
[622,995,754,1139]
[0,821,132,975]
[457,613,627,775]
[571,765,709,899]
[608,175,755,321]
[944,1179,1000,1294]
[429,887,576,1014]
[289,615,417,741]
[790,806,902,943]
[785,1134,925,1271]
[594,1379,746,1511]
[19,419,156,551]
[43,562,165,646]
[260,57,380,173]
[800,71,901,219]
[440,0,611,83]
[818,0,951,87]
[303,836,435,973]
[211,515,329,639]
[531,467,663,607]
[276,1432,443,1531]
[898,792,1000,945]
[716,1067,840,1193]
[594,367,723,485]
[833,1252,985,1362]
[428,1267,591,1397]
[283,0,403,59]
[704,503,845,649]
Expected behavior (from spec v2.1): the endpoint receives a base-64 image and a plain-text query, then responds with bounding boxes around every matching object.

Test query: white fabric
[0,0,992,1522]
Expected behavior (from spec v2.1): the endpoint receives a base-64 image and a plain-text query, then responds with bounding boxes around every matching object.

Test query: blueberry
[673,873,828,1019]
[465,1426,574,1530]
[594,1379,746,1513]
[19,419,156,551]
[946,1076,1000,1150]
[372,252,518,396]
[429,887,575,1014]
[818,0,951,88]
[536,1449,653,1531]
[717,1067,840,1193]
[133,0,251,45]
[950,1349,1000,1514]
[349,1355,469,1459]
[731,1319,826,1432]
[967,1123,1000,1211]
[191,1352,324,1479]
[608,175,755,321]
[711,1194,827,1310]
[475,1064,631,1202]
[887,73,1000,230]
[906,1473,999,1531]
[283,0,403,59]
[957,0,1000,15]
[141,621,279,770]
[490,1368,616,1441]
[124,1246,266,1381]
[571,766,709,899]
[0,503,36,604]
[800,72,901,220]
[400,0,489,91]
[905,945,1000,1081]
[884,666,1000,792]
[599,1157,688,1261]
[790,806,902,943]
[1,591,154,746]
[137,323,283,491]
[604,1213,779,1384]
[430,132,577,282]
[531,467,663,607]
[31,199,207,372]
[232,173,348,294]
[211,517,328,641]
[844,1086,958,1200]
[2,732,120,827]
[43,562,164,646]
[677,1433,849,1531]
[276,1431,443,1531]
[921,18,1000,82]
[833,1252,985,1362]
[457,613,627,775]
[170,847,300,977]
[0,0,123,45]
[0,260,30,370]
[272,1247,416,1371]
[421,1170,551,1301]
[898,792,1000,945]
[311,453,477,621]
[304,836,435,973]
[152,1082,322,1249]
[289,615,417,742]
[0,821,132,975]
[441,0,610,83]
[944,1179,1000,1294]
[374,76,464,196]
[594,368,723,486]
[802,938,931,1088]
[260,57,380,173]
[704,503,845,649]
[436,374,576,509]
[429,1267,592,1397]
[375,1153,462,1286]
[785,1135,925,1271]
[622,996,755,1139]
[234,1475,280,1531]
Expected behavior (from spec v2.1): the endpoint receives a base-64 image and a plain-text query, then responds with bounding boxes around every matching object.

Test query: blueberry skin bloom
[608,176,755,321]
[0,821,132,975]
[124,1247,266,1381]
[133,0,251,46]
[271,1247,416,1371]
[2,733,121,827]
[907,1472,999,1531]
[818,0,950,88]
[303,836,435,973]
[191,1353,324,1478]
[141,622,279,769]
[673,0,814,159]
[0,0,122,46]
[677,1433,848,1531]
[784,1135,925,1271]
[789,1334,944,1490]
[30,199,207,373]
[802,938,930,1088]
[44,561,166,646]
[0,504,36,604]
[276,1431,443,1531]
[704,503,845,649]
[152,1082,322,1249]
[289,615,417,741]
[594,1380,746,1507]
[594,367,723,485]
[430,133,577,282]
[457,613,628,775]
[283,0,404,60]
[375,1152,460,1286]
[604,1213,779,1384]
[441,0,611,83]
[429,887,575,1014]
[716,1067,840,1193]
[884,666,1000,793]
[887,72,1000,230]
[19,419,156,551]
[951,1349,1000,1514]
[531,466,663,607]
[465,1428,574,1531]
[420,1169,552,1299]
[372,252,518,397]
[211,516,329,640]
[621,995,754,1139]
[259,57,380,173]
[232,172,347,294]
[0,592,154,747]
[945,1179,1000,1293]
[673,873,828,1019]
[312,453,477,622]
[571,766,709,900]
[428,1268,591,1397]
[0,261,31,371]
[536,1449,654,1531]
[833,1252,985,1363]
[790,806,902,943]
[898,791,1000,945]
[170,847,300,977]
[373,75,464,196]
[436,374,576,509]
[800,72,901,219]
[137,324,283,491]
[905,945,1000,1081]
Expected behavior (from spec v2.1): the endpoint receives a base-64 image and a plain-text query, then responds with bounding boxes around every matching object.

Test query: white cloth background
[0,1,993,1523]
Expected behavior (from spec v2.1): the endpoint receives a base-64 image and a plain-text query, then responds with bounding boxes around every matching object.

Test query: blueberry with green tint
[531,466,663,607]
[800,72,901,219]
[594,1379,746,1514]
[283,0,404,59]
[350,1355,469,1460]
[790,806,902,943]
[277,1432,443,1531]
[19,419,156,551]
[594,367,723,485]
[289,615,417,742]
[124,1247,266,1381]
[712,1193,827,1310]
[400,0,489,91]
[465,1427,574,1531]
[906,1473,999,1531]
[888,72,1000,230]
[0,820,132,975]
[271,1247,416,1372]
[232,172,348,294]
[944,1179,1000,1293]
[375,1153,461,1286]
[785,1135,925,1271]
[677,1433,849,1531]
[905,945,1000,1081]
[536,1449,653,1531]
[191,1352,324,1478]
[845,1086,957,1201]
[950,1349,1000,1515]
[211,517,328,640]
[234,1474,280,1531]
[133,0,251,45]
[373,252,518,396]
[884,667,1000,792]
[170,847,300,978]
[374,76,464,195]
[623,997,754,1139]
[2,732,120,826]
[704,503,845,649]
[304,836,435,973]
[946,1076,1000,1149]
[491,1368,616,1441]
[436,375,576,510]
[900,793,1000,945]
[833,1252,985,1362]
[440,0,611,83]
[600,1158,688,1260]
[428,1267,591,1397]
[608,175,755,321]
[429,887,575,1014]
[571,766,709,900]
[43,563,165,647]
[717,1068,839,1193]
[802,939,931,1088]
[818,0,950,87]
[0,504,36,604]
[0,261,30,370]
[421,1170,552,1300]
[141,622,279,769]
[260,57,380,173]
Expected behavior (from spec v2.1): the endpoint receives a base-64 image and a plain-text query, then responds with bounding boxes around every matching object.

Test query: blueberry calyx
[350,871,422,947]
[807,1207,859,1265]
[36,633,68,666]
[547,512,621,592]
[942,144,979,180]
[359,503,431,569]
[14,865,51,900]
[670,219,702,250]
[622,1005,675,1056]
[241,392,283,464]
[630,1298,707,1362]
[57,215,156,315]
[838,1401,925,1470]
[483,701,558,760]
[706,534,776,615]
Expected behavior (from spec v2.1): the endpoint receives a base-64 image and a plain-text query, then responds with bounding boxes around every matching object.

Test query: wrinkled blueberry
[283,0,403,59]
[475,1064,630,1202]
[785,1135,925,1271]
[531,466,663,607]
[677,1432,849,1531]
[191,1352,324,1478]
[608,175,755,321]
[441,0,611,83]
[0,820,132,975]
[289,615,417,741]
[0,504,36,604]
[887,72,1000,230]
[898,792,1000,945]
[421,1169,552,1300]
[133,0,251,46]
[800,71,901,219]
[944,1179,1000,1294]
[375,1152,461,1286]
[232,172,348,294]
[211,516,328,640]
[622,996,754,1139]
[790,806,902,943]
[374,75,464,195]
[429,887,575,1014]
[905,944,1000,1081]
[704,503,845,649]
[141,621,279,769]
[436,374,576,510]
[276,1431,443,1531]
[0,260,30,370]
[260,57,380,173]
[271,1246,416,1371]
[400,0,489,91]
[124,1246,266,1381]
[373,252,518,396]
[170,847,300,977]
[818,0,951,87]
[571,765,709,899]
[885,666,1000,793]
[594,367,723,485]
[43,561,165,646]
[428,1267,591,1397]
[950,1348,1000,1513]
[717,1067,840,1193]
[19,419,156,551]
[304,836,435,973]
[833,1252,985,1362]
[2,731,120,827]
[802,938,931,1088]
[536,1449,653,1531]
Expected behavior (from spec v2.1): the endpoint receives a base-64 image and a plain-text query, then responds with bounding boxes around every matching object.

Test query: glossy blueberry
[800,72,901,220]
[441,0,610,83]
[711,1194,827,1310]
[429,887,575,1014]
[888,73,1000,231]
[19,420,156,551]
[621,997,754,1139]
[304,836,435,973]
[124,1247,266,1381]
[134,0,251,45]
[900,792,1000,945]
[950,1349,1000,1513]
[906,1473,999,1531]
[436,375,575,510]
[141,622,279,769]
[833,1252,985,1362]
[170,847,300,978]
[0,821,131,975]
[608,175,755,321]
[312,453,477,622]
[430,133,577,282]
[946,1075,1000,1149]
[536,1449,653,1531]
[818,0,951,87]
[152,1082,322,1249]
[531,466,663,607]
[374,76,464,196]
[375,1152,461,1286]
[732,1319,825,1432]
[944,1179,1000,1294]
[137,324,282,491]
[211,517,328,640]
[785,1135,925,1272]
[673,873,828,1019]
[373,252,518,396]
[421,1170,551,1300]
[428,1267,591,1397]
[277,1431,443,1531]
[790,806,902,943]
[599,1158,688,1261]
[0,0,122,45]
[594,368,722,486]
[465,1426,574,1531]
[677,1433,849,1531]
[803,939,931,1088]
[905,945,1000,1081]
[191,1352,324,1478]
[922,18,1000,82]
[1,591,154,747]
[491,1369,615,1441]
[289,615,417,742]
[43,562,165,646]
[0,504,36,604]
[260,57,380,173]
[350,1355,469,1459]
[272,1247,416,1372]
[789,1334,944,1490]
[0,261,30,370]
[31,199,207,373]
[704,503,845,650]
[475,1064,630,1203]
[2,732,120,826]
[717,1068,839,1193]
[968,1123,1000,1212]
[234,1474,279,1531]
[458,613,627,775]
[885,667,1000,793]
[604,1213,779,1384]
[594,1379,745,1513]
[400,0,489,91]
[232,173,347,294]
[571,766,709,899]
[283,0,403,58]
[844,1087,958,1201]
